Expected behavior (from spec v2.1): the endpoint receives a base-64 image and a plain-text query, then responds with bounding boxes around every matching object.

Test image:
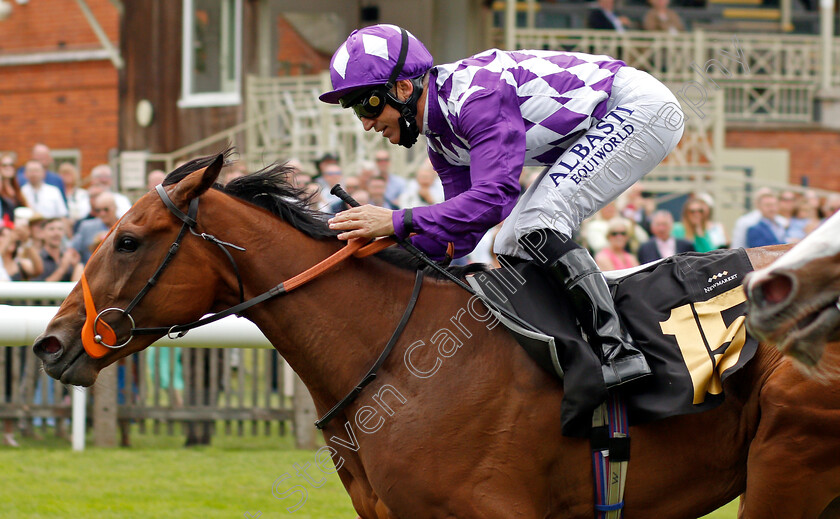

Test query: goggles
[341,87,392,120]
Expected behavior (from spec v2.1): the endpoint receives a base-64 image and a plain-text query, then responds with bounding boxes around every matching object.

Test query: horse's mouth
[775,302,840,366]
[35,336,99,387]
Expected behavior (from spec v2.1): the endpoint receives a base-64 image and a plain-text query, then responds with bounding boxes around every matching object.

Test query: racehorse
[33,154,840,518]
[745,210,840,372]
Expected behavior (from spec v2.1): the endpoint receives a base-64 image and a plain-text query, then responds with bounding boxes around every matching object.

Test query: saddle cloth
[466,248,758,436]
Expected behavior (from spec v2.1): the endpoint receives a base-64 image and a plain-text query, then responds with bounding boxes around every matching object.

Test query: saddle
[467,248,759,436]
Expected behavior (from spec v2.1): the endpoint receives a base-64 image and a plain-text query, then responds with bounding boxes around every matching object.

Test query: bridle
[81,184,247,358]
[80,183,396,360]
[79,181,421,429]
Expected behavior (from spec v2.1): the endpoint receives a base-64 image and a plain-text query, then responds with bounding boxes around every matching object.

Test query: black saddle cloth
[467,248,758,437]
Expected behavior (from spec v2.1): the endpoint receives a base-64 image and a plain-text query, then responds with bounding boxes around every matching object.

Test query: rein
[79,182,417,429]
[79,181,522,429]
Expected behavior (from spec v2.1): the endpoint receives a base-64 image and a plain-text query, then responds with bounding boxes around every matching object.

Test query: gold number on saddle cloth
[659,286,748,405]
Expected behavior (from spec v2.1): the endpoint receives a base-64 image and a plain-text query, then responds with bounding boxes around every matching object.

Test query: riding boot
[520,231,651,388]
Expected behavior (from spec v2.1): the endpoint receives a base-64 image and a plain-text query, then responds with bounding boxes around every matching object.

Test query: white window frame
[179,0,243,108]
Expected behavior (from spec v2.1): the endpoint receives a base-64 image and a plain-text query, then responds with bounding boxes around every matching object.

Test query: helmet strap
[389,76,424,148]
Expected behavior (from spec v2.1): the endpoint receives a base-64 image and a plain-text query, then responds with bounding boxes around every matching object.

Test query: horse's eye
[116,236,139,253]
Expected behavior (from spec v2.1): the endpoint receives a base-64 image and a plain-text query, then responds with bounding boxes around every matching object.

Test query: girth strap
[315,269,425,429]
[591,393,630,519]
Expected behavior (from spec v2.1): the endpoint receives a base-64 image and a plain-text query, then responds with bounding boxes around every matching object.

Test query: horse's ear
[171,154,224,203]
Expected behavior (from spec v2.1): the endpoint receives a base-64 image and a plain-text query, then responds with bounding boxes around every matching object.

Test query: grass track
[0,426,738,518]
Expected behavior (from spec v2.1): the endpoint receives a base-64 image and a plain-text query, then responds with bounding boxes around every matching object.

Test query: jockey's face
[361,104,402,145]
[358,79,417,146]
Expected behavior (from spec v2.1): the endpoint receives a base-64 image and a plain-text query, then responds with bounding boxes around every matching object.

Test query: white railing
[245,74,430,176]
[0,282,275,452]
[500,29,837,124]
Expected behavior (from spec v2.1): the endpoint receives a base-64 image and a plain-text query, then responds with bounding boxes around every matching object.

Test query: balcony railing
[495,28,838,124]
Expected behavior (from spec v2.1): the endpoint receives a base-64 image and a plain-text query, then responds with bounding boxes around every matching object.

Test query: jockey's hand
[328,205,395,241]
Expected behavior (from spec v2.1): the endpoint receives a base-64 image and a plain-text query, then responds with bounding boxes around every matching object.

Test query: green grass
[0,425,739,518]
[0,426,356,519]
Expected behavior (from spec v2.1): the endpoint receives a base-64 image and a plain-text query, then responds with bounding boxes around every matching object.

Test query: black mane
[163,152,487,280]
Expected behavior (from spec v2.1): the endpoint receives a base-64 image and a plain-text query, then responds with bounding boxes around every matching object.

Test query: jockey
[323,24,684,395]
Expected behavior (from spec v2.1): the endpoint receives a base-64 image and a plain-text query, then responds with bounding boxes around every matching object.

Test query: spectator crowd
[3,142,837,284]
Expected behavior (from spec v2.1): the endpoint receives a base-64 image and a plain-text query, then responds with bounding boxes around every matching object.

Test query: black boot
[520,231,651,388]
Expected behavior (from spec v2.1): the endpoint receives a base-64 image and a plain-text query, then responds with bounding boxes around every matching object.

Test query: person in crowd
[673,194,727,252]
[589,0,632,32]
[367,176,399,210]
[746,191,785,248]
[70,192,119,264]
[72,183,106,234]
[317,163,344,212]
[356,160,377,192]
[146,347,184,408]
[0,217,43,281]
[146,169,167,191]
[34,218,81,282]
[322,24,685,397]
[330,175,363,214]
[637,209,694,263]
[595,218,640,271]
[801,189,822,216]
[285,157,303,175]
[57,162,89,226]
[694,192,728,247]
[303,181,324,211]
[582,202,648,255]
[28,213,47,250]
[730,187,774,249]
[314,152,339,175]
[0,154,28,226]
[374,150,407,203]
[291,170,312,190]
[20,161,68,219]
[351,190,371,206]
[775,189,797,239]
[820,193,840,219]
[786,196,821,242]
[16,144,65,198]
[89,164,131,217]
[643,0,685,33]
[620,182,655,235]
[285,158,310,189]
[399,160,444,208]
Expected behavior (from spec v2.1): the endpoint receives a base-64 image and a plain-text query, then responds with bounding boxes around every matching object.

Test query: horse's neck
[228,215,419,410]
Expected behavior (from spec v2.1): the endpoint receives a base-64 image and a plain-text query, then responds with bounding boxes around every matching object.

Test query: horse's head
[745,211,840,367]
[33,154,231,386]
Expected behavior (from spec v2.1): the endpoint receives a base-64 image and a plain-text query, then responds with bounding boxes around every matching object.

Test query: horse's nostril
[34,336,63,357]
[761,274,794,306]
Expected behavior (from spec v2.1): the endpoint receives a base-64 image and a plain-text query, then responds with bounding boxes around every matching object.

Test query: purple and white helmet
[319,24,433,104]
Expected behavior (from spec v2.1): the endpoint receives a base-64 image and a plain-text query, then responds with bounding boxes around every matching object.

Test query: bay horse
[33,155,840,518]
[746,210,840,372]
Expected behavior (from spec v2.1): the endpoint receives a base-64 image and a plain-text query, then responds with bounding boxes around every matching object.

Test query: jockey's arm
[392,87,525,260]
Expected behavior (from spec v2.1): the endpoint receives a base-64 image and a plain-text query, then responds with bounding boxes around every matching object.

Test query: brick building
[0,0,119,177]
